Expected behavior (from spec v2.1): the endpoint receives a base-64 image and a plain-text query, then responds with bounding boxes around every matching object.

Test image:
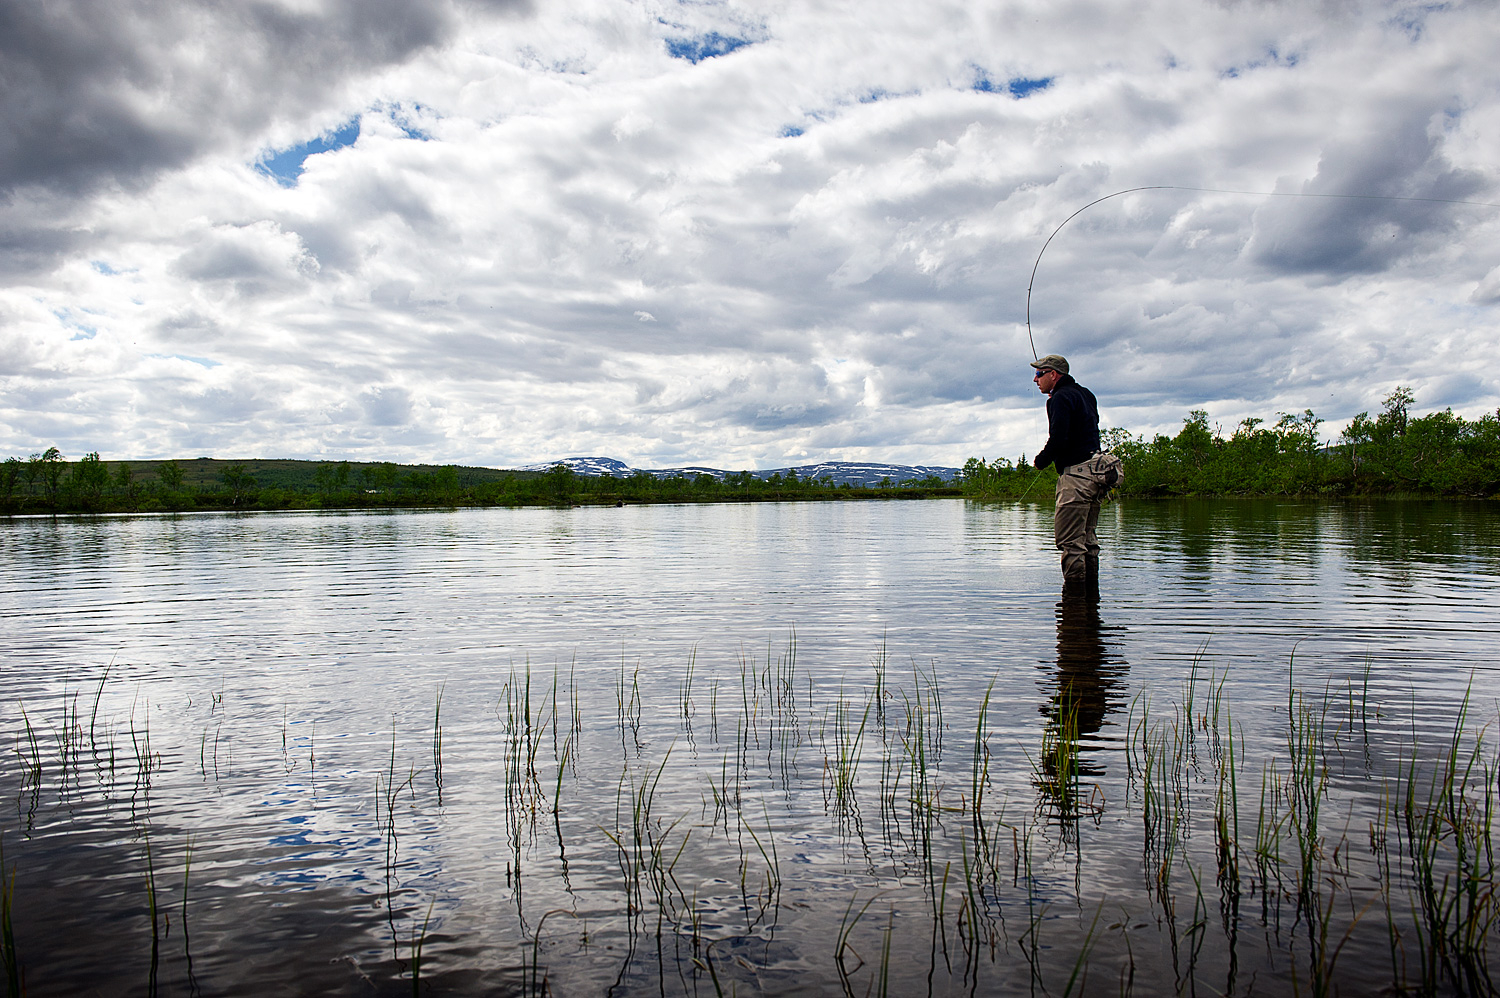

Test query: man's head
[1031,354,1069,394]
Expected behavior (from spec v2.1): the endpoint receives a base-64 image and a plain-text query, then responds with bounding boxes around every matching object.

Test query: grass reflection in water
[2,625,1496,997]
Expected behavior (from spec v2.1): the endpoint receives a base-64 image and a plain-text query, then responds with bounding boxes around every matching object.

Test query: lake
[2,498,1497,996]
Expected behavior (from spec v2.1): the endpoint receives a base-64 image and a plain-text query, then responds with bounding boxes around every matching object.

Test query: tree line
[7,389,1496,514]
[961,388,1500,498]
[0,453,956,514]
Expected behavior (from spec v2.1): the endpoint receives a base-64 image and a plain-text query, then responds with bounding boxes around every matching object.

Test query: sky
[2,0,1498,470]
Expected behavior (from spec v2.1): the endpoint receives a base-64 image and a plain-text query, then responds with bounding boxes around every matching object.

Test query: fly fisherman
[1030,354,1112,592]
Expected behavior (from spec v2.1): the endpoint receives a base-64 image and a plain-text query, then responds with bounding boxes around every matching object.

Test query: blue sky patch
[55,308,97,340]
[147,353,221,368]
[972,71,1053,98]
[1222,47,1300,79]
[256,118,360,187]
[380,101,432,141]
[780,125,804,138]
[1007,77,1053,98]
[91,261,124,276]
[1390,5,1444,41]
[665,32,752,63]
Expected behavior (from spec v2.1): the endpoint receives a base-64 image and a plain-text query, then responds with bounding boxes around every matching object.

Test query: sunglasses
[1032,369,1053,379]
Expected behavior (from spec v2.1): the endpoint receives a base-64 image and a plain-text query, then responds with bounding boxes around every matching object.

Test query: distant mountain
[515,456,634,477]
[515,456,960,486]
[758,462,960,486]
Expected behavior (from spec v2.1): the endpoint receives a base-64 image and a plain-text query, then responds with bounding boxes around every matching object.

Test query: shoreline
[7,488,1495,519]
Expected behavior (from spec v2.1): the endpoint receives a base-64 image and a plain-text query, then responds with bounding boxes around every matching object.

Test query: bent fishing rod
[1024,185,1500,360]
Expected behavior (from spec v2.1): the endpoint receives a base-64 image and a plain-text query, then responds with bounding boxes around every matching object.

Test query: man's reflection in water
[1034,588,1129,831]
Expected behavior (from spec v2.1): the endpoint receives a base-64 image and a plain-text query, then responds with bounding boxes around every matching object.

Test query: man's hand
[1033,454,1046,469]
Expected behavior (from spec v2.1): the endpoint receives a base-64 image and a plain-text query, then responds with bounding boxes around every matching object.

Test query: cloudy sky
[2,0,1497,470]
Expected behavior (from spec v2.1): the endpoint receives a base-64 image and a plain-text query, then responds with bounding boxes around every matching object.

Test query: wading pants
[1054,465,1102,584]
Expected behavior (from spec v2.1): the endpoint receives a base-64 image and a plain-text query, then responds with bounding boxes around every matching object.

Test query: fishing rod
[1024,185,1500,360]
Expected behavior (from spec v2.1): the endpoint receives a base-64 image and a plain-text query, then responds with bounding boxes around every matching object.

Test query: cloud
[170,220,320,298]
[1246,106,1488,276]
[0,0,527,197]
[1472,267,1500,305]
[361,385,414,426]
[0,0,528,278]
[1,0,1498,469]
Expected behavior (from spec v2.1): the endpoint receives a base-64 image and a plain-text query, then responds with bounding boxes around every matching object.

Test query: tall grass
[3,641,1496,997]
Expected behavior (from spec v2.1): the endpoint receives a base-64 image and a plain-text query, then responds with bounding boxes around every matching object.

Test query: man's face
[1034,368,1061,394]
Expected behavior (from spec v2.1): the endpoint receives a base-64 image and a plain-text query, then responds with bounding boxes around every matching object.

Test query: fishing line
[1024,185,1500,360]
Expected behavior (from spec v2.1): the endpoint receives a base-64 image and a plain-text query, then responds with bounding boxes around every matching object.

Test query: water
[2,498,1497,996]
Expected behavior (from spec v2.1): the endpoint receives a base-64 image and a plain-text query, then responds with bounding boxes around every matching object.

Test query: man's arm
[1036,389,1087,470]
[1034,395,1059,469]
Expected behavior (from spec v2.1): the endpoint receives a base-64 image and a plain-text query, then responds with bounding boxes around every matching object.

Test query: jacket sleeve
[1033,396,1059,468]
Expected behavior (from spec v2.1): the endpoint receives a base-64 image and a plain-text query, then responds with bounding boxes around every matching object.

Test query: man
[1030,354,1104,590]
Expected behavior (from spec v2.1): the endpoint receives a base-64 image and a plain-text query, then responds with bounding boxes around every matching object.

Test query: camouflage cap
[1030,354,1069,374]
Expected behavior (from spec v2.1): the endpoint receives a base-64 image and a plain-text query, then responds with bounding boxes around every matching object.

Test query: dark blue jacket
[1034,375,1100,472]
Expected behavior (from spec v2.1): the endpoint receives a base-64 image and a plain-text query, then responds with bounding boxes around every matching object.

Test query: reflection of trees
[1033,590,1129,830]
[1123,498,1500,588]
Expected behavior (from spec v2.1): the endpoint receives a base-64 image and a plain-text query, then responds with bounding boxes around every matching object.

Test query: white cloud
[2,0,1498,468]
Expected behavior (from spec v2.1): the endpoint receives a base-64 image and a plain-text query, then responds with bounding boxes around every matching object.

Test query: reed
[7,640,1500,997]
[408,897,436,996]
[1396,686,1498,995]
[127,693,159,794]
[49,680,83,795]
[498,660,552,824]
[16,704,41,795]
[142,829,160,995]
[180,834,196,989]
[743,804,782,912]
[822,687,870,822]
[1211,697,1242,915]
[88,664,110,756]
[876,909,894,998]
[1062,902,1105,998]
[834,891,881,985]
[1017,822,1046,993]
[603,747,681,924]
[1034,682,1085,830]
[523,908,578,996]
[1127,692,1189,908]
[1,834,21,998]
[679,646,697,721]
[1253,759,1287,915]
[614,651,642,752]
[567,655,582,747]
[1285,685,1329,920]
[431,683,444,803]
[969,677,996,821]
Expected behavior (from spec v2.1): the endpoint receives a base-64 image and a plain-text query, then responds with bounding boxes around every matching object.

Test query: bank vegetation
[0,453,955,515]
[962,387,1500,499]
[6,388,1496,514]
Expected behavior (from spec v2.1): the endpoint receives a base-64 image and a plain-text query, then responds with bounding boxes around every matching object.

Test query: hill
[516,457,960,486]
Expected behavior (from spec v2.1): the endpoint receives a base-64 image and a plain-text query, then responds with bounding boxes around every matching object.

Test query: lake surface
[2,498,1497,996]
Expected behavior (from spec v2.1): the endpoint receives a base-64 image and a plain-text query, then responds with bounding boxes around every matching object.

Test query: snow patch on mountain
[515,456,635,476]
[513,457,960,486]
